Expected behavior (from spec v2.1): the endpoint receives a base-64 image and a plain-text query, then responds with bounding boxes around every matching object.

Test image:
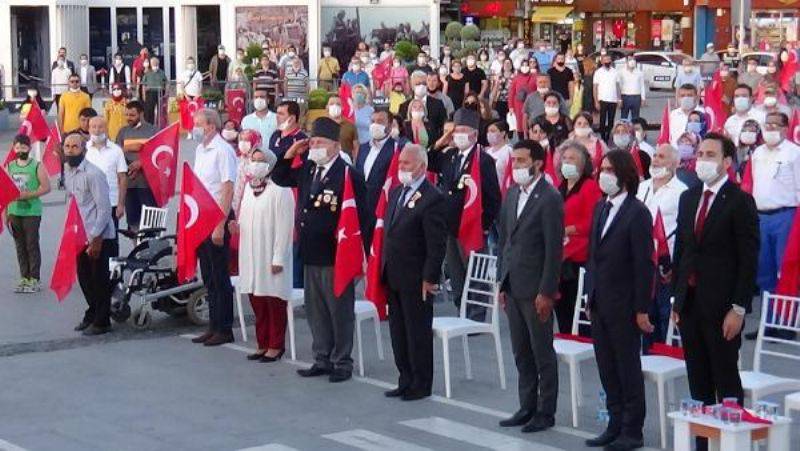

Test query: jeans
[620,95,642,121]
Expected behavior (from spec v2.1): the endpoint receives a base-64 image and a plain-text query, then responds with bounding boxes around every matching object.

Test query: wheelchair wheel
[131,305,153,329]
[110,284,131,323]
[186,288,209,326]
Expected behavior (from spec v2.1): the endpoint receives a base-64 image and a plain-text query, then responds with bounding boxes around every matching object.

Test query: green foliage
[204,88,224,103]
[0,99,6,111]
[455,41,481,59]
[460,24,480,41]
[444,22,463,42]
[243,43,263,80]
[394,40,421,61]
[308,88,331,110]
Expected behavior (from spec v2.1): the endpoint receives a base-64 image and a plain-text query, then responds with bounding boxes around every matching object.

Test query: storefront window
[751,11,798,51]
[117,8,137,47]
[143,8,164,66]
[89,8,111,71]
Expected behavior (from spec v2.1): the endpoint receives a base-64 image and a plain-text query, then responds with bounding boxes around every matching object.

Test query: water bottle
[596,390,609,424]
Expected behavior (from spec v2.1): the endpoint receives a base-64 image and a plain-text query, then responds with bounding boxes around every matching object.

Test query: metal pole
[738,0,745,55]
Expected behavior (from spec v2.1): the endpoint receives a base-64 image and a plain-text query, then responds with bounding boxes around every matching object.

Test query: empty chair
[230,275,249,342]
[286,288,305,360]
[353,300,385,377]
[139,205,168,231]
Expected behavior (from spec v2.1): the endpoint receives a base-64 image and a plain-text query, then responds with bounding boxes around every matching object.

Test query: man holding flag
[273,117,368,383]
[116,100,158,230]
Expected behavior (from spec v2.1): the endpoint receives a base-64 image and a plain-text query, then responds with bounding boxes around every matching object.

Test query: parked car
[740,52,776,75]
[615,51,694,90]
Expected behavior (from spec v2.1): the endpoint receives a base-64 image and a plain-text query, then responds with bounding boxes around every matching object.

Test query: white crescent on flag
[341,198,356,210]
[793,126,800,143]
[232,96,245,108]
[704,106,716,131]
[184,195,199,229]
[188,101,200,113]
[151,145,175,177]
[19,120,32,137]
[463,177,478,209]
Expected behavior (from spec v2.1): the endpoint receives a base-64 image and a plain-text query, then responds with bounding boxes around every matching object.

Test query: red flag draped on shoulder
[653,209,670,267]
[178,97,205,131]
[542,147,558,185]
[365,146,400,318]
[42,126,63,177]
[225,89,247,125]
[630,142,644,178]
[338,83,355,122]
[371,58,392,93]
[703,76,728,133]
[592,139,604,177]
[740,160,754,194]
[776,208,800,297]
[176,163,226,282]
[49,196,88,301]
[140,122,180,207]
[334,167,365,297]
[656,101,670,145]
[500,154,514,197]
[0,166,22,234]
[458,148,484,253]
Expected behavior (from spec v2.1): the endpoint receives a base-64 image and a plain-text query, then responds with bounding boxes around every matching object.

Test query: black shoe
[521,415,554,433]
[203,332,234,347]
[606,435,643,450]
[74,320,91,332]
[82,325,110,336]
[384,387,407,398]
[260,349,285,363]
[192,331,214,343]
[499,409,535,427]
[745,331,758,340]
[401,389,430,401]
[247,351,266,361]
[585,429,620,447]
[297,365,331,377]
[329,369,352,383]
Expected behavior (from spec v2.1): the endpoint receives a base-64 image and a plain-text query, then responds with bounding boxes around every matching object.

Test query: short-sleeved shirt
[194,133,238,205]
[547,66,575,100]
[284,69,309,100]
[85,140,128,207]
[268,127,308,160]
[241,112,278,145]
[463,67,487,94]
[59,90,92,132]
[342,70,370,87]
[116,121,159,189]
[104,99,127,142]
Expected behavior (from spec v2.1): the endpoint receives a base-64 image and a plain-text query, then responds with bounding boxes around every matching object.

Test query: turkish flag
[740,160,753,194]
[780,51,798,93]
[49,196,88,301]
[776,208,800,297]
[42,126,63,177]
[630,142,644,178]
[178,97,205,131]
[19,100,50,143]
[703,78,728,133]
[592,139,604,177]
[140,122,180,207]
[656,102,670,145]
[338,83,355,122]
[225,89,247,125]
[458,148,484,254]
[365,146,400,318]
[334,167,365,297]
[0,166,22,234]
[789,109,800,145]
[542,147,557,186]
[653,209,670,267]
[371,57,392,91]
[500,154,514,197]
[176,162,226,283]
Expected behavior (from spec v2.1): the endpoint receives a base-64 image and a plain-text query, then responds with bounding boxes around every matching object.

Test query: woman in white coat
[233,148,295,362]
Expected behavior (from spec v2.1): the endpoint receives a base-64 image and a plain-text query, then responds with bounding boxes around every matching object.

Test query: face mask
[414,84,427,98]
[739,131,757,145]
[58,61,65,68]
[115,59,123,66]
[438,67,448,77]
[686,122,703,134]
[678,143,695,160]
[511,167,533,185]
[763,130,782,146]
[143,62,150,68]
[390,127,400,139]
[253,98,268,112]
[767,67,777,74]
[498,55,505,61]
[360,56,368,64]
[544,106,559,117]
[574,127,591,138]
[246,161,270,179]
[764,96,778,107]
[238,141,252,154]
[237,54,245,62]
[444,49,451,55]
[417,57,427,65]
[680,96,696,111]
[112,89,123,98]
[369,123,387,140]
[561,163,579,180]
[453,133,471,150]
[466,58,476,67]
[278,119,290,131]
[539,138,549,149]
[218,50,225,57]
[649,166,669,180]
[66,154,85,168]
[187,63,196,71]
[747,65,757,73]
[90,134,106,145]
[734,97,750,112]
[480,54,488,61]
[80,60,88,66]
[517,43,525,49]
[487,132,503,146]
[411,110,425,120]
[683,66,694,73]
[354,93,366,105]
[191,127,205,141]
[323,50,331,57]
[351,64,361,72]
[695,160,720,184]
[288,51,296,58]
[537,87,548,95]
[627,60,636,69]
[17,152,30,161]
[27,90,37,98]
[598,172,620,196]
[308,147,328,165]
[327,104,342,118]
[222,129,238,141]
[635,130,645,142]
[613,134,631,148]
[520,66,530,74]
[69,87,81,93]
[398,170,414,186]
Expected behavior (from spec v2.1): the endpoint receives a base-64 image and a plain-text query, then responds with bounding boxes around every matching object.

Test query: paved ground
[0,95,798,451]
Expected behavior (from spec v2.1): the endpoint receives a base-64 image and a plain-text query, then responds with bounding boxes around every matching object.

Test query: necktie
[310,166,324,196]
[392,186,412,224]
[597,201,613,241]
[452,153,463,183]
[694,190,713,240]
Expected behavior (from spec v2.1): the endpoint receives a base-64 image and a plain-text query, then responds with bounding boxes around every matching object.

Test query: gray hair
[196,108,221,130]
[656,143,680,164]
[558,139,592,176]
[401,143,428,167]
[410,70,428,85]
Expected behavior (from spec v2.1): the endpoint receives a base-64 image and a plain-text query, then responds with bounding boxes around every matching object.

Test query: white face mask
[246,161,270,179]
[238,141,252,154]
[115,59,123,66]
[327,104,342,118]
[486,132,503,146]
[222,129,238,141]
[187,63,196,71]
[466,58,476,67]
[520,66,530,74]
[398,170,414,186]
[539,138,550,149]
[574,127,591,138]
[680,96,696,111]
[635,130,645,142]
[649,166,669,180]
[598,172,620,196]
[544,106,559,117]
[763,130,783,146]
[695,160,720,184]
[323,50,331,57]
[390,127,400,139]
[734,97,750,112]
[627,60,636,69]
[763,96,778,107]
[191,127,205,141]
[411,110,425,120]
[560,163,579,180]
[278,119,290,131]
[308,147,329,165]
[453,133,471,150]
[369,123,387,140]
[80,60,88,66]
[112,89,123,97]
[613,134,631,148]
[739,131,757,145]
[27,89,38,98]
[512,167,534,186]
[414,84,427,98]
[253,98,268,112]
[69,87,81,93]
[90,134,106,145]
[351,64,361,72]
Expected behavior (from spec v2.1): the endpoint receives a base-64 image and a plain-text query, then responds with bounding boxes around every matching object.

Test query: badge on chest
[407,191,422,209]
[313,189,339,212]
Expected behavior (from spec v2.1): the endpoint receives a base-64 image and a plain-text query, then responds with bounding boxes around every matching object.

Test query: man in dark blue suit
[585,150,655,450]
[355,110,396,249]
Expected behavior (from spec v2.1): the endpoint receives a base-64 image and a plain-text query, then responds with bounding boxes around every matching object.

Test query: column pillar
[0,2,12,98]
[174,5,185,74]
[111,7,118,56]
[136,7,144,46]
[163,6,172,79]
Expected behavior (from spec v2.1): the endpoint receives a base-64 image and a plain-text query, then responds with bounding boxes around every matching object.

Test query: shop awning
[531,6,573,23]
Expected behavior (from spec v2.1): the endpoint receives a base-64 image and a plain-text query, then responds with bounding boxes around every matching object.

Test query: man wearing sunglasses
[58,74,92,134]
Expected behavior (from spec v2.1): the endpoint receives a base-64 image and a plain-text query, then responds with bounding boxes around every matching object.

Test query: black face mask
[17,152,29,161]
[66,154,85,168]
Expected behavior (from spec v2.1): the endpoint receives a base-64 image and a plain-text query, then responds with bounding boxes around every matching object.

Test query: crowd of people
[4,37,800,451]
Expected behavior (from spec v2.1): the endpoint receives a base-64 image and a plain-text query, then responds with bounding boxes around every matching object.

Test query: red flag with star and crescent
[653,209,670,267]
[334,167,365,297]
[776,208,800,297]
[178,97,205,131]
[338,83,355,122]
[225,89,247,125]
[630,141,644,178]
[458,149,484,253]
[703,75,728,133]
[365,146,400,318]
[789,109,800,145]
[42,126,63,177]
[0,165,22,234]
[49,196,88,301]
[140,122,180,207]
[656,101,670,145]
[3,101,51,166]
[176,162,226,283]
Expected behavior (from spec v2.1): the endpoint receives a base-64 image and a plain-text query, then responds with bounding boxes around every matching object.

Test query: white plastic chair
[134,206,169,244]
[785,391,800,417]
[740,292,800,404]
[230,276,249,342]
[553,267,595,427]
[432,252,506,398]
[640,297,686,450]
[287,288,305,360]
[354,300,385,377]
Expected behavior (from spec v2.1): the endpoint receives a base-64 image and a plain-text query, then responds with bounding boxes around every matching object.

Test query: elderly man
[63,133,116,336]
[116,100,158,230]
[190,109,239,347]
[355,109,396,249]
[273,117,368,383]
[382,144,447,401]
[398,71,447,140]
[85,116,128,239]
[635,144,688,349]
[141,56,167,124]
[428,108,501,321]
[522,75,567,136]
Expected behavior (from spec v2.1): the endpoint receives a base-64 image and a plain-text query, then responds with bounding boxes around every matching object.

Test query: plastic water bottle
[596,390,609,424]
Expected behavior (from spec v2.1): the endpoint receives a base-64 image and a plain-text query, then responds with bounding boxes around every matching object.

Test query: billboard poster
[235,6,309,67]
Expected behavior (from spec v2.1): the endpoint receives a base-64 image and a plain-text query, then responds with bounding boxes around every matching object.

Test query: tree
[444,22,463,43]
[460,24,480,42]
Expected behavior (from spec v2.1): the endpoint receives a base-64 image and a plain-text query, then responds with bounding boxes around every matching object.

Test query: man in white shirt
[178,57,204,99]
[673,59,703,101]
[593,53,620,142]
[618,56,646,121]
[85,116,128,232]
[724,84,761,145]
[240,88,278,143]
[191,108,238,347]
[51,58,73,110]
[636,144,688,348]
[753,84,794,125]
[669,84,704,147]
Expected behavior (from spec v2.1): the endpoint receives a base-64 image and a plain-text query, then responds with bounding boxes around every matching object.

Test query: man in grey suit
[78,54,97,99]
[497,140,564,433]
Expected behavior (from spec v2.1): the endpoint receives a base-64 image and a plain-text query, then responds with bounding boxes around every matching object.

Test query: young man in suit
[382,144,448,401]
[585,150,655,450]
[355,110,396,250]
[273,117,368,383]
[428,108,502,321]
[671,133,759,451]
[497,140,564,433]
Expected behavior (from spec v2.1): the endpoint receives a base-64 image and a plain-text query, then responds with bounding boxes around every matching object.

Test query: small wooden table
[668,411,791,451]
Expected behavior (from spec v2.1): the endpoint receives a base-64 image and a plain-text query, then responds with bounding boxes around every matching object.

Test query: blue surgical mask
[678,143,695,161]
[686,122,702,134]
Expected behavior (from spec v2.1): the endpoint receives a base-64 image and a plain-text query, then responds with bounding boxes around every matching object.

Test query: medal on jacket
[330,195,338,212]
[457,174,470,190]
[408,191,422,209]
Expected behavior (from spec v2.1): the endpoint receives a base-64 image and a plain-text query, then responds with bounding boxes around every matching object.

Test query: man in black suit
[355,109,396,249]
[428,108,501,321]
[272,117,368,383]
[382,143,448,401]
[497,140,564,433]
[398,71,447,142]
[672,133,759,451]
[585,150,655,450]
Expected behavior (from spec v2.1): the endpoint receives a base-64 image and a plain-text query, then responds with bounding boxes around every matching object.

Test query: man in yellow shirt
[59,74,92,133]
[318,46,340,91]
[104,83,128,141]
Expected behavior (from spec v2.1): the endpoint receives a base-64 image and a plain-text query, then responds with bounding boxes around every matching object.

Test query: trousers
[249,294,287,350]
[197,237,234,333]
[304,265,355,372]
[77,239,116,327]
[9,215,42,280]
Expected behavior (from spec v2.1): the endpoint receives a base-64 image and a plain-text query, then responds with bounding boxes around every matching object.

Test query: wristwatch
[730,304,746,316]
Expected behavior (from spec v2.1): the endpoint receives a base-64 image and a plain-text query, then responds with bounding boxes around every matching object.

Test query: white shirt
[697,174,728,222]
[80,65,88,84]
[180,69,204,98]
[751,139,800,210]
[241,111,278,145]
[618,68,646,99]
[363,137,388,179]
[636,175,689,255]
[517,175,542,218]
[724,109,761,146]
[637,139,655,158]
[486,144,512,184]
[85,140,128,207]
[51,67,72,94]
[668,107,704,147]
[313,154,339,181]
[601,191,628,238]
[193,133,239,205]
[593,66,620,103]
